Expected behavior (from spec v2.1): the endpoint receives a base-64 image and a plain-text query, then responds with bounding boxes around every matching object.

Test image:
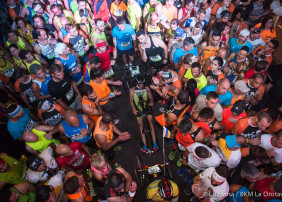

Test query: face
[257,118,271,131]
[35,68,45,79]
[62,46,71,55]
[69,27,78,36]
[52,6,61,16]
[16,20,25,28]
[117,23,125,31]
[87,91,97,101]
[263,41,275,53]
[197,13,206,22]
[79,1,86,8]
[166,0,173,6]
[251,78,263,89]
[222,17,229,23]
[9,47,19,57]
[53,70,64,81]
[238,50,248,59]
[211,35,221,46]
[37,161,47,172]
[39,30,48,40]
[266,19,273,28]
[206,98,218,109]
[184,44,194,52]
[150,15,158,26]
[64,147,74,156]
[137,35,146,45]
[252,33,260,40]
[67,116,80,128]
[192,27,201,35]
[33,17,44,28]
[217,49,227,59]
[25,52,34,62]
[217,81,230,95]
[97,22,105,32]
[98,45,107,53]
[238,35,248,43]
[170,23,178,31]
[186,2,194,11]
[149,0,157,7]
[191,67,200,78]
[275,136,282,149]
[98,74,105,82]
[211,60,220,71]
[37,7,44,15]
[8,32,18,42]
[0,161,9,172]
[222,26,230,35]
[223,0,231,6]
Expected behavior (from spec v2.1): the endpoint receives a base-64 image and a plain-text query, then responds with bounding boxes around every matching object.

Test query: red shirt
[57,142,90,171]
[244,68,266,79]
[222,107,247,132]
[254,177,282,201]
[88,46,114,71]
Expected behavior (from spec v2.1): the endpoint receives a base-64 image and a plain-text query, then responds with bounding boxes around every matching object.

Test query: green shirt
[127,2,141,30]
[10,187,35,202]
[184,68,207,91]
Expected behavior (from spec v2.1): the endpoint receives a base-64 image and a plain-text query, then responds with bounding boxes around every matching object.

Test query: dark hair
[6,104,18,114]
[266,108,280,121]
[191,62,201,70]
[116,17,126,25]
[90,56,101,65]
[220,10,230,18]
[102,111,115,124]
[26,155,43,170]
[213,56,223,67]
[241,163,259,179]
[186,79,197,105]
[254,61,268,72]
[0,90,9,103]
[95,18,104,25]
[136,29,146,38]
[215,165,229,178]
[177,90,189,104]
[90,68,104,79]
[199,107,214,119]
[240,46,249,53]
[50,4,60,11]
[15,17,27,26]
[194,22,203,29]
[179,118,192,134]
[13,68,26,80]
[49,64,62,75]
[197,8,206,15]
[252,73,264,81]
[8,44,19,51]
[64,176,80,194]
[260,16,274,33]
[185,0,194,6]
[215,22,228,33]
[249,146,268,162]
[206,91,218,100]
[108,173,124,189]
[80,84,94,97]
[195,146,209,158]
[65,24,75,32]
[274,177,282,193]
[275,129,282,140]
[269,39,279,50]
[257,111,272,123]
[183,37,195,46]
[32,15,44,24]
[35,185,52,201]
[19,50,29,60]
[170,18,179,26]
[0,188,11,201]
[212,30,222,37]
[239,9,248,21]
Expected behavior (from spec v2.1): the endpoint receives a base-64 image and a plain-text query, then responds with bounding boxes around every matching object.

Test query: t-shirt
[63,30,87,56]
[251,46,273,66]
[195,94,223,121]
[222,107,247,132]
[173,46,198,64]
[127,2,142,30]
[244,68,266,79]
[229,38,252,54]
[254,23,277,43]
[184,68,207,91]
[110,1,127,17]
[198,167,229,202]
[184,17,207,30]
[14,75,37,105]
[112,24,135,51]
[200,85,232,106]
[57,142,90,171]
[7,108,36,140]
[254,177,281,201]
[48,73,77,106]
[211,2,235,18]
[247,37,266,51]
[231,117,261,138]
[259,134,282,163]
[89,46,114,71]
[187,142,221,171]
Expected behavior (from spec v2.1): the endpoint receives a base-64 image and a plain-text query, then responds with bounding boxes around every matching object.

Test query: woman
[90,153,112,183]
[254,16,276,43]
[8,44,22,68]
[15,17,35,46]
[225,62,247,84]
[227,46,250,67]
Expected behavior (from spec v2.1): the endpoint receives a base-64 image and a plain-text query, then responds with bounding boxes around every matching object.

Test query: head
[190,62,201,78]
[7,30,18,42]
[37,28,48,40]
[65,24,78,37]
[95,18,105,32]
[254,61,268,73]
[108,172,125,192]
[211,56,223,71]
[195,146,210,159]
[165,0,174,6]
[192,22,203,35]
[50,4,62,16]
[89,56,101,69]
[64,175,83,194]
[19,50,34,63]
[0,159,10,173]
[0,90,9,104]
[60,17,71,28]
[273,176,282,194]
[149,0,158,7]
[38,99,52,112]
[205,91,219,109]
[81,84,97,101]
[117,18,126,31]
[198,107,214,122]
[32,3,44,15]
[184,54,197,66]
[56,144,73,156]
[135,74,145,88]
[249,145,268,163]
[30,64,44,78]
[170,19,179,31]
[13,68,28,83]
[174,27,186,41]
[6,104,24,119]
[261,16,274,29]
[136,29,147,45]
[234,80,250,95]
[238,46,249,60]
[0,188,20,202]
[235,62,247,74]
[216,78,231,95]
[238,29,250,44]
[211,165,228,186]
[216,47,227,59]
[241,163,259,182]
[210,30,221,46]
[102,111,115,124]
[78,0,87,8]
[91,153,107,170]
[256,111,272,131]
[96,39,107,53]
[222,0,231,7]
[263,40,279,53]
[231,100,246,117]
[185,0,194,11]
[176,90,189,104]
[178,118,192,135]
[33,15,45,28]
[250,28,261,40]
[196,8,206,22]
[273,130,282,149]
[250,73,264,89]
[15,17,27,28]
[49,64,64,81]
[8,44,19,57]
[149,12,159,26]
[35,185,56,202]
[220,10,231,22]
[158,178,173,200]
[64,110,80,128]
[23,131,39,142]
[182,37,195,52]
[54,42,70,57]
[26,155,47,172]
[90,67,105,81]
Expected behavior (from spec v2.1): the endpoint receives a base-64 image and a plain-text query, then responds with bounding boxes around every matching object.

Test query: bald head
[217,47,227,59]
[23,131,39,142]
[217,78,230,95]
[236,135,246,146]
[150,12,158,21]
[56,144,71,156]
[64,110,80,127]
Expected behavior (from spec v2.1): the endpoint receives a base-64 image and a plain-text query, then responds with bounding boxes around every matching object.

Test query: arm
[143,6,149,23]
[165,113,177,127]
[138,44,147,62]
[82,144,91,157]
[95,133,121,151]
[32,82,51,100]
[33,43,42,55]
[58,123,70,144]
[82,103,102,117]
[36,54,48,69]
[197,41,206,57]
[82,114,94,131]
[129,88,138,115]
[155,36,168,62]
[131,34,137,51]
[20,37,33,52]
[20,92,33,110]
[146,86,154,106]
[71,81,82,100]
[25,144,39,155]
[56,98,72,110]
[226,53,236,62]
[116,167,132,192]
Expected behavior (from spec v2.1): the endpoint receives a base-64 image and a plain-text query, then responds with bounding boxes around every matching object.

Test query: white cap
[54,43,67,58]
[239,29,250,37]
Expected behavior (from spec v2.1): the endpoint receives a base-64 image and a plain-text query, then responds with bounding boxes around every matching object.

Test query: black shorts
[136,106,153,119]
[117,48,134,57]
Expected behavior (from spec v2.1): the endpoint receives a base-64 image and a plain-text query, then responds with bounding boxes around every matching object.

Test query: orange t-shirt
[254,23,276,43]
[178,65,189,79]
[93,116,113,148]
[82,96,99,124]
[89,79,111,105]
[211,2,235,17]
[222,107,247,132]
[110,1,127,16]
[231,116,261,138]
[230,95,243,106]
[162,5,177,22]
[251,46,273,67]
[266,118,282,134]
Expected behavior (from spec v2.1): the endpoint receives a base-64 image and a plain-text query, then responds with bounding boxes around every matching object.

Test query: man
[112,18,137,64]
[23,125,59,155]
[18,50,48,73]
[137,29,168,71]
[183,62,207,91]
[32,3,51,24]
[184,8,207,31]
[89,0,110,23]
[127,0,142,30]
[229,29,252,54]
[0,153,27,190]
[48,64,82,111]
[110,0,127,28]
[54,43,84,87]
[33,15,58,39]
[33,28,56,63]
[58,110,94,144]
[186,22,205,47]
[168,27,186,63]
[247,28,266,51]
[129,75,158,153]
[104,167,137,202]
[162,0,178,22]
[204,47,227,74]
[232,111,272,145]
[19,0,34,23]
[200,78,232,107]
[56,142,91,171]
[244,61,268,79]
[90,18,107,48]
[81,84,103,124]
[63,24,90,62]
[191,165,229,201]
[143,0,158,22]
[173,37,198,69]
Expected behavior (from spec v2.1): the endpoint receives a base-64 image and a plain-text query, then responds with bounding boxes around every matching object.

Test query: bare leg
[147,115,156,144]
[128,55,134,64]
[122,54,128,64]
[137,117,147,146]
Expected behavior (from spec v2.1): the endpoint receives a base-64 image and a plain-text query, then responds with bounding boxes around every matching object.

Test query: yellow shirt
[184,68,207,91]
[146,180,179,201]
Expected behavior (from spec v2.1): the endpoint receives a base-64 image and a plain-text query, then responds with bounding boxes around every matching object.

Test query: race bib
[24,119,36,132]
[114,9,123,16]
[149,54,162,62]
[121,41,130,47]
[4,67,15,78]
[105,68,114,78]
[72,154,85,167]
[66,88,74,101]
[71,133,85,140]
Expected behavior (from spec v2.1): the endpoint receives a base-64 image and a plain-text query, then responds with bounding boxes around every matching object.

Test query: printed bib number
[105,68,114,78]
[114,9,123,16]
[66,88,74,100]
[4,67,15,77]
[121,41,130,47]
[149,54,162,62]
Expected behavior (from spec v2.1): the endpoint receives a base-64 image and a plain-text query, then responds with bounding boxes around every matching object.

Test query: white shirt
[260,134,282,163]
[187,142,221,170]
[247,37,266,51]
[199,167,229,202]
[215,144,241,169]
[196,94,223,121]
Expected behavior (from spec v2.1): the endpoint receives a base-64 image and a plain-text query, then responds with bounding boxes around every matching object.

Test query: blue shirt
[200,85,232,106]
[173,46,198,64]
[7,108,36,140]
[112,24,135,51]
[229,38,252,54]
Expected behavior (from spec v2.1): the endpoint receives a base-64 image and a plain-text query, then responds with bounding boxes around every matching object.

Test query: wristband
[110,93,115,98]
[128,191,136,197]
[246,138,249,144]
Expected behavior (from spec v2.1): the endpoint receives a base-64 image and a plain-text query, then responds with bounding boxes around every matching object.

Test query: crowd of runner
[0,0,282,201]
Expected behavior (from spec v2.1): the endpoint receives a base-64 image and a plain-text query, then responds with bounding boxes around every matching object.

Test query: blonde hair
[235,62,247,74]
[91,153,105,168]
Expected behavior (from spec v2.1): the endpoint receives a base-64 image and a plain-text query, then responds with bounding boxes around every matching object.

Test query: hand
[75,67,81,73]
[44,132,53,140]
[152,77,159,85]
[267,148,276,157]
[113,91,122,96]
[229,61,237,69]
[209,78,217,85]
[110,60,116,66]
[148,102,153,107]
[121,132,130,136]
[256,49,263,58]
[211,140,219,147]
[182,158,187,166]
[84,44,90,51]
[162,86,169,98]
[80,128,89,137]
[114,80,122,86]
[129,181,137,193]
[118,133,131,142]
[248,138,261,146]
[163,59,168,64]
[78,94,83,101]
[255,89,261,96]
[132,109,138,115]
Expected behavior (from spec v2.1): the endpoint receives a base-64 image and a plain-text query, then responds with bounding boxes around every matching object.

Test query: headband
[97,41,107,48]
[54,43,67,57]
[28,157,44,171]
[8,105,23,117]
[212,171,226,183]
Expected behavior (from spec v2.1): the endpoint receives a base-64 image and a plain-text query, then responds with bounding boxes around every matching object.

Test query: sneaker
[141,145,149,154]
[177,158,182,167]
[177,168,187,176]
[153,143,159,152]
[185,172,193,184]
[168,150,176,161]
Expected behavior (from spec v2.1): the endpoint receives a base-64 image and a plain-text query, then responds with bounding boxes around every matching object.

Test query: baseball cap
[239,29,250,37]
[226,135,241,148]
[174,27,185,38]
[231,100,246,115]
[29,64,42,74]
[234,80,250,93]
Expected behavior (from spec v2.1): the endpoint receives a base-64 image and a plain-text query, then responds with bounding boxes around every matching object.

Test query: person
[5,30,33,52]
[246,0,266,26]
[48,64,82,111]
[178,53,197,81]
[83,56,101,84]
[54,42,84,87]
[222,100,247,132]
[81,84,103,124]
[146,177,179,201]
[0,182,36,202]
[127,0,142,30]
[110,0,127,28]
[90,18,107,49]
[229,29,252,54]
[143,0,158,21]
[178,0,195,26]
[56,142,91,171]
[184,8,207,31]
[18,50,48,73]
[33,15,59,39]
[186,22,205,48]
[58,110,94,144]
[162,0,178,22]
[191,165,229,201]
[74,0,93,34]
[129,75,158,153]
[23,125,59,155]
[200,78,232,107]
[254,16,276,43]
[169,27,186,64]
[183,62,207,92]
[89,0,110,23]
[254,175,282,201]
[104,167,137,201]
[211,0,235,19]
[112,17,137,65]
[15,17,35,46]
[244,60,268,79]
[7,104,37,141]
[90,153,112,183]
[229,80,250,106]
[203,47,227,75]
[0,153,27,190]
[205,56,224,85]
[232,111,272,145]
[8,44,23,69]
[247,28,266,51]
[230,9,249,38]
[226,46,250,68]
[136,29,168,71]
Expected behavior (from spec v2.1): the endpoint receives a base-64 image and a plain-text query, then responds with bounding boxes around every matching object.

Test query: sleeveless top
[53,15,68,38]
[145,36,164,66]
[91,163,110,179]
[67,0,79,13]
[89,79,111,105]
[18,25,35,46]
[133,86,148,112]
[93,116,113,148]
[82,97,99,124]
[147,25,162,38]
[182,7,195,18]
[169,104,190,122]
[67,174,93,201]
[35,40,55,60]
[231,54,248,65]
[22,55,42,73]
[0,56,15,78]
[13,56,22,67]
[24,4,34,24]
[9,1,22,20]
[6,37,27,51]
[200,41,221,64]
[32,74,51,96]
[175,125,202,147]
[61,114,92,144]
[91,30,107,44]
